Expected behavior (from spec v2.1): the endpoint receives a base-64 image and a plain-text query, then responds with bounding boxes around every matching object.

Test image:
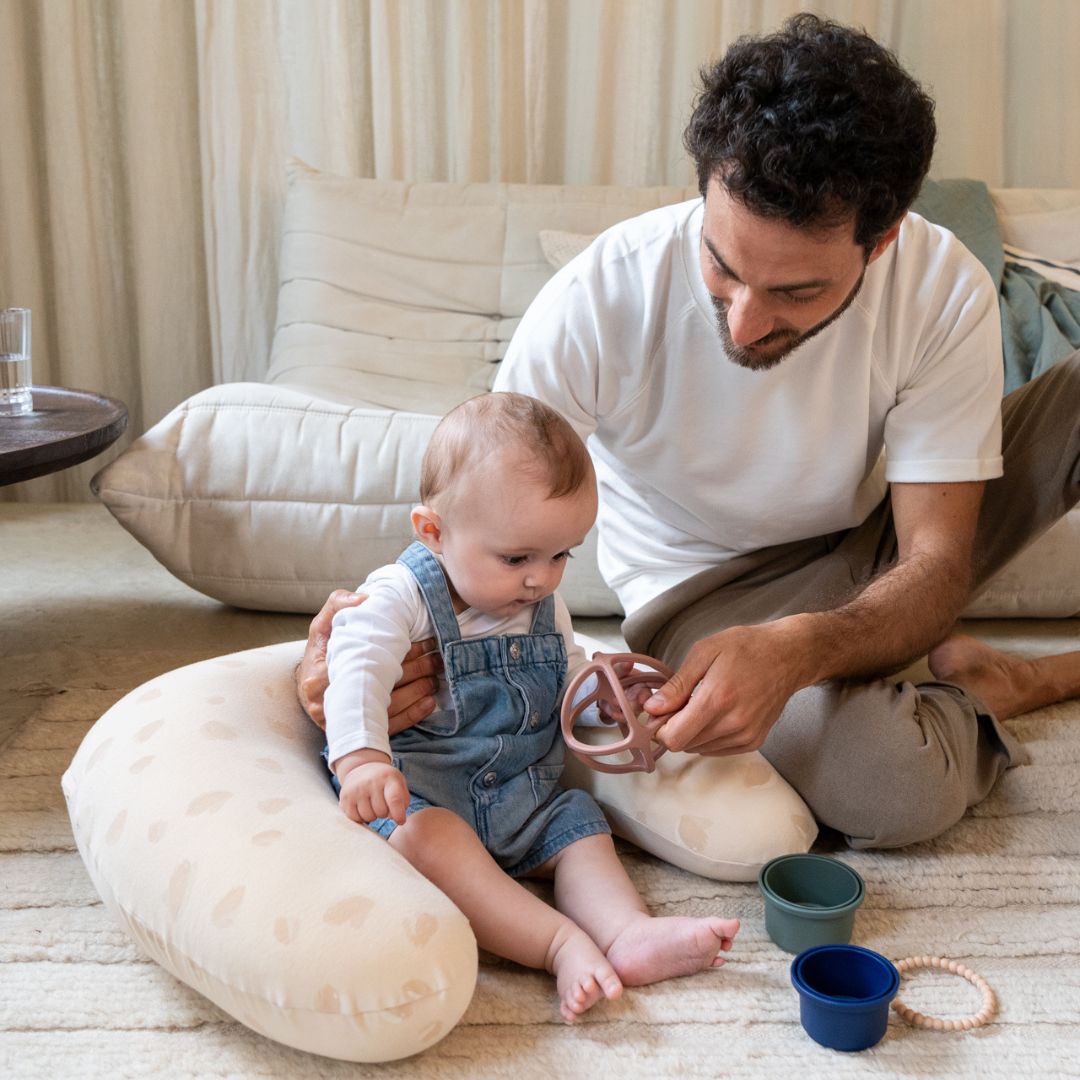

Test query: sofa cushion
[268,160,697,414]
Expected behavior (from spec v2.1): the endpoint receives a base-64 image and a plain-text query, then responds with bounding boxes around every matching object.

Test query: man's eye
[784,291,823,305]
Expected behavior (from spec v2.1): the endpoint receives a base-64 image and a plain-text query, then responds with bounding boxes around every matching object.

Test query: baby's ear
[411,505,443,552]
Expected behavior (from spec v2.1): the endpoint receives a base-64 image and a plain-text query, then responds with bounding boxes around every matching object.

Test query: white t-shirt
[495,199,1004,615]
[324,561,592,767]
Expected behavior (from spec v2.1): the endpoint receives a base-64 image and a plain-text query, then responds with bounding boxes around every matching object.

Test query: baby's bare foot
[606,916,740,988]
[548,927,623,1023]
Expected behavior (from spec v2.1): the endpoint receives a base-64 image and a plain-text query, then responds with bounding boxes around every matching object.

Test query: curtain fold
[2,0,1076,502]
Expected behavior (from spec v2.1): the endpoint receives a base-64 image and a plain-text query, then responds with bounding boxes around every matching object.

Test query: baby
[323,391,739,1022]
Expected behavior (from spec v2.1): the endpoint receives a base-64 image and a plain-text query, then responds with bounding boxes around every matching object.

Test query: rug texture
[2,505,1079,1079]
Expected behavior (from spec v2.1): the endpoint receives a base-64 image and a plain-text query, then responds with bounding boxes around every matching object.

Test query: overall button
[509,642,521,660]
[483,771,497,787]
[529,711,541,728]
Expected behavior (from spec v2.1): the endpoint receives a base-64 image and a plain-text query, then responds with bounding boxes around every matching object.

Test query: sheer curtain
[2,0,1077,501]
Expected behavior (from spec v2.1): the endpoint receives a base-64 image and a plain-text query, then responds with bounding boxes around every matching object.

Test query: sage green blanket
[912,178,1080,393]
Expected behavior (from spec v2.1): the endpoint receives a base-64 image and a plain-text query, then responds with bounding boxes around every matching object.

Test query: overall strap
[397,542,462,650]
[529,592,557,636]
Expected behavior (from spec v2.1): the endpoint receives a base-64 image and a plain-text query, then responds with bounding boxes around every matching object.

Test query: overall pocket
[527,763,564,808]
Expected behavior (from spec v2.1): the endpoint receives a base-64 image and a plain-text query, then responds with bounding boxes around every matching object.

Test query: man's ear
[867,217,904,264]
[411,504,444,552]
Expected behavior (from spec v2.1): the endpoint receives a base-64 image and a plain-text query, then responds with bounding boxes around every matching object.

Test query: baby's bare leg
[388,808,621,1022]
[544,834,740,987]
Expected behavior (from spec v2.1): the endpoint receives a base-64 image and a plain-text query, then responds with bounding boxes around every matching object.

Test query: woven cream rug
[2,505,1079,1079]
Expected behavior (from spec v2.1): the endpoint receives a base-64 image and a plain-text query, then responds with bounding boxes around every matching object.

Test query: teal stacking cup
[758,854,865,953]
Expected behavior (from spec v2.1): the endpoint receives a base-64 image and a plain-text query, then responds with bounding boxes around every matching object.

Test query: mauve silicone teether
[560,652,674,773]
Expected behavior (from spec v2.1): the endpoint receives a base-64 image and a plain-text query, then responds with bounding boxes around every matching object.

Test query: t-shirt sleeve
[494,267,604,442]
[882,232,1005,483]
[323,566,431,767]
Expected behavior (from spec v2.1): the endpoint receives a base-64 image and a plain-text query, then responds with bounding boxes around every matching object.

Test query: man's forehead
[703,177,859,246]
[700,182,865,286]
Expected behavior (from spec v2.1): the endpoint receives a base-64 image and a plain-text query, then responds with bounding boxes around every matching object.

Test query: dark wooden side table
[0,386,128,487]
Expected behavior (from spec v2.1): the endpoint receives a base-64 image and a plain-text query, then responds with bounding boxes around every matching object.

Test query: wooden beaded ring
[891,955,997,1032]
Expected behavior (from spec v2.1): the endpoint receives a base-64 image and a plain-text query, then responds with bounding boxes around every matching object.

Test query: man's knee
[828,775,968,850]
[763,682,974,849]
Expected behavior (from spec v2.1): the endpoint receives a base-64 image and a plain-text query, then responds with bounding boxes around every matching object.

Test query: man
[298,14,1080,849]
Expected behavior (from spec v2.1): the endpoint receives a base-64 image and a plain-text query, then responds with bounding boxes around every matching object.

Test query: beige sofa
[92,161,1080,620]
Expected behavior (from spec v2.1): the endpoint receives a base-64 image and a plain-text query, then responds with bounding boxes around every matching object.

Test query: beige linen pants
[623,350,1080,849]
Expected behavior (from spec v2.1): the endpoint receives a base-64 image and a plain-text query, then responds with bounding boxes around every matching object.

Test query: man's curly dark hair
[683,13,936,251]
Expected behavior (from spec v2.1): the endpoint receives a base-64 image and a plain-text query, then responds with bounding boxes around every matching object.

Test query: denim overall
[331,541,611,878]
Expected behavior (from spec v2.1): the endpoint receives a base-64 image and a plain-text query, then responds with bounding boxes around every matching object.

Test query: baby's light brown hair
[420,392,593,507]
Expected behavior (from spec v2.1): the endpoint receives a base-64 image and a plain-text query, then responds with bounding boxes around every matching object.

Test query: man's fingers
[300,669,328,729]
[401,637,439,663]
[386,638,441,733]
[387,680,439,732]
[654,691,726,752]
[296,591,368,726]
[643,657,708,717]
[690,736,757,756]
[308,589,364,641]
[400,639,443,683]
[387,694,438,736]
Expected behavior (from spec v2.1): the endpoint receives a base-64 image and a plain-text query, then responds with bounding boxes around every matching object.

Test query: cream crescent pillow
[62,641,478,1063]
[62,636,816,1060]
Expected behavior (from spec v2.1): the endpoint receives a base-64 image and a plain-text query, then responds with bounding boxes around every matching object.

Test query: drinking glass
[0,308,32,417]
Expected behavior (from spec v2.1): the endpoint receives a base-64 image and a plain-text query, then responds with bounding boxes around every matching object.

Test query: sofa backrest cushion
[268,160,698,413]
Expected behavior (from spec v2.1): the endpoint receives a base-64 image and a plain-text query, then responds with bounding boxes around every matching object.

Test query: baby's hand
[338,762,409,826]
[597,681,655,725]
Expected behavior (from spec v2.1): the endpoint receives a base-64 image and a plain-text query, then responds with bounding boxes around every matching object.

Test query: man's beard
[712,268,866,372]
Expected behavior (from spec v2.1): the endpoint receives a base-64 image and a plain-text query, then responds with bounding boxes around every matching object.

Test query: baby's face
[432,461,597,618]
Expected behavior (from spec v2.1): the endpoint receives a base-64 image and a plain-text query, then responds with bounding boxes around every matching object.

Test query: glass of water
[0,307,32,417]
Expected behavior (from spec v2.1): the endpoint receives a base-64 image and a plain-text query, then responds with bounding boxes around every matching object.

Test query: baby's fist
[339,762,409,826]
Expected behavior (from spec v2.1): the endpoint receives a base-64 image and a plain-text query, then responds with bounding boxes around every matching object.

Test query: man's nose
[724,289,775,346]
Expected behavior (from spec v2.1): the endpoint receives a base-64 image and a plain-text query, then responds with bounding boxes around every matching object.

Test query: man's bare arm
[646,481,985,755]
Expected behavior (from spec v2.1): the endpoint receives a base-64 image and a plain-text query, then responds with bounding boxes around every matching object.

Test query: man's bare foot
[604,916,740,988]
[928,633,1080,719]
[548,926,623,1023]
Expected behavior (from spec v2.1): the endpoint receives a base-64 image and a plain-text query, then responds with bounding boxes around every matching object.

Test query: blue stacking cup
[790,944,900,1051]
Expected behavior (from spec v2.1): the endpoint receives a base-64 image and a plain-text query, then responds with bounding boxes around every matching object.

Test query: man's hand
[337,760,410,826]
[643,623,804,755]
[295,589,443,732]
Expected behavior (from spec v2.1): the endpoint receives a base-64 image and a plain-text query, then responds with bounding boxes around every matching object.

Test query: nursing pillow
[63,639,815,1061]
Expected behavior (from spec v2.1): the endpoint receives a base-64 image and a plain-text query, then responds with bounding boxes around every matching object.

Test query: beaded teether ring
[891,956,997,1031]
[560,652,674,774]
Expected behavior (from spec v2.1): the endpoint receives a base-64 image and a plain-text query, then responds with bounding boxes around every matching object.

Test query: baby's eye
[553,551,573,562]
[501,555,528,567]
